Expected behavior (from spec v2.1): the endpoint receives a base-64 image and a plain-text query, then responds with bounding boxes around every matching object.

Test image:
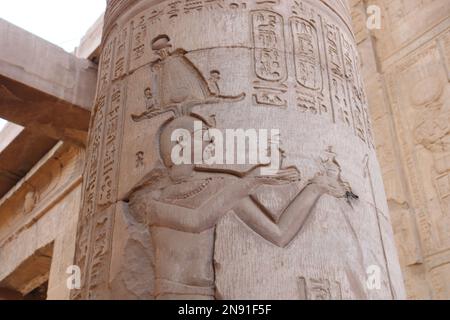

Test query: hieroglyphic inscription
[72,94,107,299]
[128,0,247,70]
[86,206,115,299]
[323,21,352,128]
[341,33,366,142]
[299,277,342,300]
[131,15,147,63]
[72,34,114,299]
[98,84,125,207]
[321,10,374,147]
[251,6,287,107]
[113,26,130,80]
[436,173,450,215]
[291,18,322,91]
[103,0,139,39]
[166,0,243,19]
[386,55,438,253]
[84,80,126,299]
[72,0,397,301]
[290,1,327,117]
[166,1,182,19]
[72,33,127,298]
[364,107,375,149]
[98,40,114,93]
[252,10,286,82]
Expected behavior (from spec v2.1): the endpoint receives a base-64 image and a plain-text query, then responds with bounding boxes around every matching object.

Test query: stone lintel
[74,14,104,62]
[0,18,98,146]
[0,123,57,198]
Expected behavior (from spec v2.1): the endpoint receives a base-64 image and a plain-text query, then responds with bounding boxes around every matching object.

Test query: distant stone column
[71,0,405,300]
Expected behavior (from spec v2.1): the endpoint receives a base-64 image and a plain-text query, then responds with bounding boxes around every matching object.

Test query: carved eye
[151,34,171,50]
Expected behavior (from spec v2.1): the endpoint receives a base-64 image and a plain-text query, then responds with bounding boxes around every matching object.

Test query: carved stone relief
[72,0,405,300]
[299,276,342,300]
[378,22,450,298]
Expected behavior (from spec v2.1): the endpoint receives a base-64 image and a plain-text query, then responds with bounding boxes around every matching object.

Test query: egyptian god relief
[72,0,405,300]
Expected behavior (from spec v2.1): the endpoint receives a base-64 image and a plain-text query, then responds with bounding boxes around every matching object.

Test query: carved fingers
[273,167,301,182]
[252,169,300,186]
[310,173,351,198]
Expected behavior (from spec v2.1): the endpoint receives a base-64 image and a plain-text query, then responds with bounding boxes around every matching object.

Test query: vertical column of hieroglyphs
[71,38,112,299]
[90,23,129,300]
[72,1,130,298]
[289,1,328,118]
[286,0,375,148]
[251,0,288,108]
[322,8,352,127]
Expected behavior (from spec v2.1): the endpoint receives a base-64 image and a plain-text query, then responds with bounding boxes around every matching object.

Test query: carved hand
[310,173,351,198]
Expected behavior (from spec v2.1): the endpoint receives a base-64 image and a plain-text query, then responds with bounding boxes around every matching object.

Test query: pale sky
[0,0,106,132]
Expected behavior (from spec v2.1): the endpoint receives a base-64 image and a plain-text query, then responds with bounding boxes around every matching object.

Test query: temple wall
[0,143,84,299]
[350,0,450,299]
[0,0,449,300]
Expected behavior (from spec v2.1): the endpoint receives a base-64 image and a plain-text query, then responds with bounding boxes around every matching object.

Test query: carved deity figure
[391,203,423,266]
[144,87,158,112]
[412,77,450,174]
[411,77,450,217]
[128,115,356,299]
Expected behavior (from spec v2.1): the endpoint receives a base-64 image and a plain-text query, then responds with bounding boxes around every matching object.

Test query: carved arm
[233,182,325,248]
[141,178,264,233]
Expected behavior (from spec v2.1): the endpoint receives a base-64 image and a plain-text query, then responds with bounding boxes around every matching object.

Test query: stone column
[72,0,406,300]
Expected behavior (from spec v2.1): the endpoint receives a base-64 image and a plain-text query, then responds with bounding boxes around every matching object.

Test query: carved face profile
[159,116,210,169]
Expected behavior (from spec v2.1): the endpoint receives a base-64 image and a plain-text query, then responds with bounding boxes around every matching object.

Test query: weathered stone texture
[350,0,450,300]
[0,0,448,301]
[0,18,98,146]
[71,0,404,300]
[0,144,84,299]
[0,123,57,199]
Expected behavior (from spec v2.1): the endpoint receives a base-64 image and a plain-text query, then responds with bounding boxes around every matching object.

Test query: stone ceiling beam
[74,14,103,62]
[0,123,57,198]
[0,18,98,146]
